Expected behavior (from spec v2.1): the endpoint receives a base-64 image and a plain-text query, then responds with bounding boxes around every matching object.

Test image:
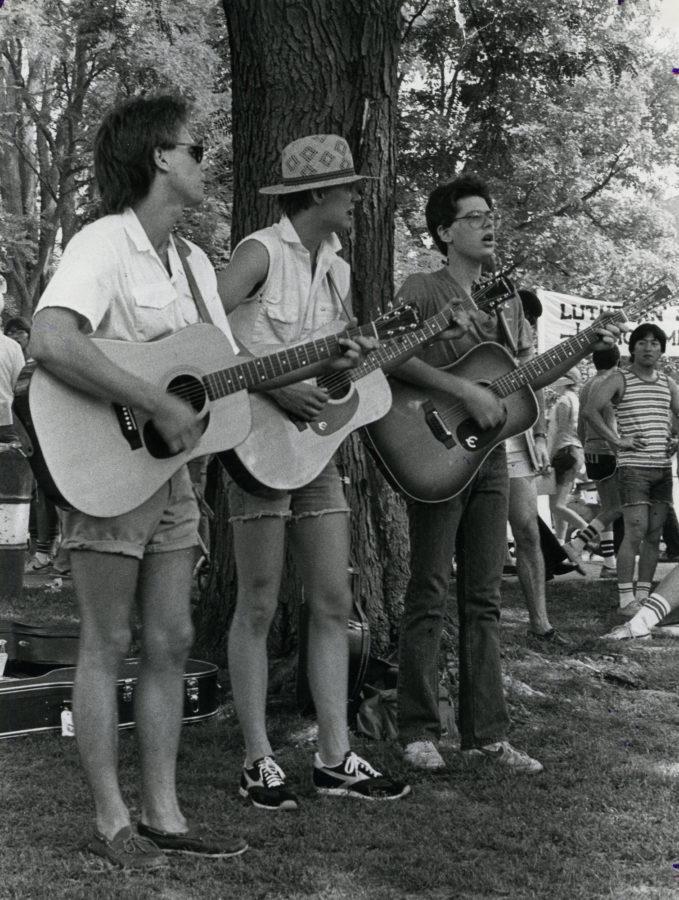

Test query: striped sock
[571,518,604,553]
[618,583,635,607]
[600,531,616,568]
[636,581,652,602]
[637,592,672,629]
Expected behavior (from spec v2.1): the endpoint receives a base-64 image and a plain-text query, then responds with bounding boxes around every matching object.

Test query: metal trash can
[0,442,33,599]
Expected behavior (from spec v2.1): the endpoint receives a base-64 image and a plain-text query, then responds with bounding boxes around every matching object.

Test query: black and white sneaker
[312,751,411,801]
[239,756,299,811]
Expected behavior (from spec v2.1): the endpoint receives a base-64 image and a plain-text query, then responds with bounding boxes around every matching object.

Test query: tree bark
[194,0,409,663]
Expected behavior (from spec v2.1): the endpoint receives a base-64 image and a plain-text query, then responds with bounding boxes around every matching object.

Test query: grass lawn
[2,575,679,899]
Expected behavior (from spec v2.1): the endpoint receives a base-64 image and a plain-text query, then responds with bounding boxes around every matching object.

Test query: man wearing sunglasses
[391,175,621,776]
[29,94,250,869]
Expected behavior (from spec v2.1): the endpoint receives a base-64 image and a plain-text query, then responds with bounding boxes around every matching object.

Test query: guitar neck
[203,322,376,400]
[490,310,626,398]
[348,308,454,379]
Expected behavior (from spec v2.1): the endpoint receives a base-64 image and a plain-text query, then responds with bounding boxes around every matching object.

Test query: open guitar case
[0,619,219,740]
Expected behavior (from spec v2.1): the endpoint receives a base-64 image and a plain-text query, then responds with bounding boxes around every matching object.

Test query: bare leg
[289,512,352,767]
[549,473,588,541]
[508,478,551,634]
[137,548,195,833]
[228,516,287,764]
[637,502,667,585]
[618,504,648,587]
[71,550,139,839]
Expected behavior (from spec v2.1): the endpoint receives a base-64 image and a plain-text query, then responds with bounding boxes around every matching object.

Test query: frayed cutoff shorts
[60,467,200,559]
[617,465,673,508]
[227,460,350,524]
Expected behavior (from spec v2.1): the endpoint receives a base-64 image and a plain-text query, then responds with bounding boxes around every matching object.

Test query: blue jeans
[397,445,510,750]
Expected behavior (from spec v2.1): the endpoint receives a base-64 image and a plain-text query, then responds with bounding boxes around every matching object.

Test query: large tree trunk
[194,0,409,663]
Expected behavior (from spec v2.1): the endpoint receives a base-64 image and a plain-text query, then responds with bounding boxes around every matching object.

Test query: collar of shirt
[275,214,342,260]
[121,208,181,280]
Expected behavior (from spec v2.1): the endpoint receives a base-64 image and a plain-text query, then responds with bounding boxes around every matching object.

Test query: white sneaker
[403,740,445,770]
[601,621,651,641]
[618,600,643,617]
[462,740,543,774]
[653,624,679,638]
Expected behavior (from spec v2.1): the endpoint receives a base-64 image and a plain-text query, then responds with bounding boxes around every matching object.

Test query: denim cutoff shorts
[227,460,349,523]
[617,465,673,508]
[60,466,200,559]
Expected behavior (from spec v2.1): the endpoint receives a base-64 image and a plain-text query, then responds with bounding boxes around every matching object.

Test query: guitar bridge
[423,400,455,448]
[113,404,142,450]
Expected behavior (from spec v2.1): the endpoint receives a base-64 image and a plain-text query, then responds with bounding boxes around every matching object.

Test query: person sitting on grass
[602,562,679,641]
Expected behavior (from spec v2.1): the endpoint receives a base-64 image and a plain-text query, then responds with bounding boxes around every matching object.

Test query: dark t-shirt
[395,266,532,369]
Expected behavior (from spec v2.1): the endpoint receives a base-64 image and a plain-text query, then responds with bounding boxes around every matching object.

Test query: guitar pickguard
[455,416,506,453]
[308,390,360,436]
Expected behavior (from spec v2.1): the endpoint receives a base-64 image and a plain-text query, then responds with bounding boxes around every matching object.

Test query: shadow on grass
[2,580,679,898]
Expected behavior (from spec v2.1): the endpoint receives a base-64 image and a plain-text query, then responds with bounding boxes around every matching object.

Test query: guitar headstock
[621,278,677,323]
[373,302,423,338]
[473,274,516,313]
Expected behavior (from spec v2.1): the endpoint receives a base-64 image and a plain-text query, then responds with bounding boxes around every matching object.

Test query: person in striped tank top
[584,324,679,617]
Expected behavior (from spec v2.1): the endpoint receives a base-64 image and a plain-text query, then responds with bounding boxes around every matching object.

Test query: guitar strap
[174,236,215,326]
[495,305,518,356]
[326,268,354,323]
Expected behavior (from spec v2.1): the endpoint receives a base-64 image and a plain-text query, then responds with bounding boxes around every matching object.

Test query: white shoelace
[259,757,286,788]
[343,752,381,778]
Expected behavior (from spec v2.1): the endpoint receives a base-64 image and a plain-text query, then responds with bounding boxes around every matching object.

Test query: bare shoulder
[216,239,271,311]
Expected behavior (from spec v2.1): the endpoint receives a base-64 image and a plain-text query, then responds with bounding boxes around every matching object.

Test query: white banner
[536,289,679,357]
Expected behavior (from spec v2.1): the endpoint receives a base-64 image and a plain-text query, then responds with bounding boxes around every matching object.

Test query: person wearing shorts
[584,323,679,615]
[563,346,622,578]
[548,369,588,543]
[30,95,249,868]
[217,135,409,809]
[505,289,571,646]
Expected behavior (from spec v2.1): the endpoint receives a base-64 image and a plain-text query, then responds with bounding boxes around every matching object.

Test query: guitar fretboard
[348,308,455,379]
[490,283,673,397]
[202,323,377,400]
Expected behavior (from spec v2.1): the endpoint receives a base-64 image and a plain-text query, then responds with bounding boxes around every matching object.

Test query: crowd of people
[1,92,676,871]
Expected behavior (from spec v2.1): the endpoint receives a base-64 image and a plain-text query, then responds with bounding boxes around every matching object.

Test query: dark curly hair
[94,94,190,215]
[425,175,493,256]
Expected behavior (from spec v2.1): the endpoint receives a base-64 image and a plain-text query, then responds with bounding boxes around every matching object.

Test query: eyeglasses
[171,143,204,164]
[452,211,500,230]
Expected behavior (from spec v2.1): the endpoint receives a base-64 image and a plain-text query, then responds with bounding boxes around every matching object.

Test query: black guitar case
[0,618,80,674]
[296,568,370,722]
[0,657,219,740]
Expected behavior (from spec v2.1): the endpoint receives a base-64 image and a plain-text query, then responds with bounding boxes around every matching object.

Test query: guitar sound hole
[144,375,209,459]
[317,372,351,400]
[167,375,207,413]
[143,414,209,459]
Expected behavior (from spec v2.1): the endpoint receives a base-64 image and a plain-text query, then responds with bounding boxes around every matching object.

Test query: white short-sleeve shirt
[35,208,238,352]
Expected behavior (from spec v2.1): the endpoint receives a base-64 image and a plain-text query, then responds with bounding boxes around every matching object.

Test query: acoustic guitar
[14,308,417,517]
[363,281,675,503]
[219,276,517,494]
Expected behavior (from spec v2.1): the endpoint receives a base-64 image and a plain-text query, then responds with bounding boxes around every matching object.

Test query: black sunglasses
[171,142,204,164]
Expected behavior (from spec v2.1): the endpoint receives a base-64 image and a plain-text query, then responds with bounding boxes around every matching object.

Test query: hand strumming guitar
[150,391,203,455]
[269,382,330,421]
[456,381,506,430]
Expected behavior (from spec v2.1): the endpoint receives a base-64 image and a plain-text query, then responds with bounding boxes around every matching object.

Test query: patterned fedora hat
[260,134,376,195]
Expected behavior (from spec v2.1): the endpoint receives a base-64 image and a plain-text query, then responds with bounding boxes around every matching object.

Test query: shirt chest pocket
[131,282,179,341]
[254,293,301,344]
